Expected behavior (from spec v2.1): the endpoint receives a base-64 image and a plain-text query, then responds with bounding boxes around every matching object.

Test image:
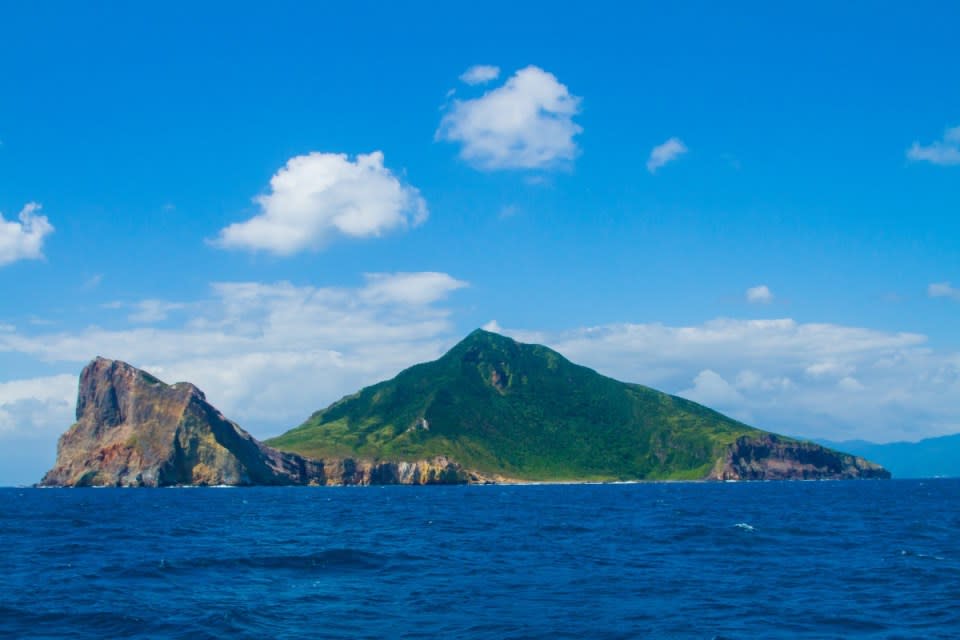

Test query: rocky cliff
[39,358,470,487]
[708,434,890,480]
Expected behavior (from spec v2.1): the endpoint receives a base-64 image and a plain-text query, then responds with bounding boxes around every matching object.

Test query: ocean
[2,480,958,639]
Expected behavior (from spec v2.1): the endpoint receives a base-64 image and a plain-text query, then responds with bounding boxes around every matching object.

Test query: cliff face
[708,434,891,480]
[39,358,469,487]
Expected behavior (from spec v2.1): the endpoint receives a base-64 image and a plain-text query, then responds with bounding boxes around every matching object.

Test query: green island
[267,329,884,482]
[40,330,889,486]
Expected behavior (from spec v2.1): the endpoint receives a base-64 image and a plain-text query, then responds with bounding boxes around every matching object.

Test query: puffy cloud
[437,65,582,170]
[216,152,427,255]
[907,126,960,165]
[929,282,960,301]
[746,285,774,304]
[460,65,500,85]
[0,203,54,266]
[646,137,687,174]
[489,319,960,443]
[679,369,746,413]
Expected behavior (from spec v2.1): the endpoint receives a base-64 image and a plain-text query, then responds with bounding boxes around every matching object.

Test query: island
[40,329,890,486]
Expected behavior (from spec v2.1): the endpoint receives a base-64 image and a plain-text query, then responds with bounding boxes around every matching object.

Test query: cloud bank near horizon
[486,319,959,444]
[3,302,956,458]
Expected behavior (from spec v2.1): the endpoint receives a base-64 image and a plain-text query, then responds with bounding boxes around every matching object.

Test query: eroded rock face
[708,434,891,480]
[39,358,469,487]
[321,456,469,486]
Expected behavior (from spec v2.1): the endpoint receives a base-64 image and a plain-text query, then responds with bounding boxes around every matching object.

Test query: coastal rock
[321,456,469,486]
[39,358,469,487]
[708,434,891,480]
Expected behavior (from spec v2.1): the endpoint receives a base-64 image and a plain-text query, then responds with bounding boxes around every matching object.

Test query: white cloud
[128,299,187,323]
[482,319,504,333]
[489,319,960,443]
[359,272,468,306]
[746,285,774,304]
[216,151,427,255]
[646,137,687,174]
[0,203,54,266]
[805,361,853,378]
[0,273,469,447]
[680,369,745,409]
[437,65,582,170]
[81,274,103,291]
[0,375,76,436]
[907,126,960,165]
[929,282,960,301]
[460,65,500,85]
[498,204,521,219]
[837,376,866,392]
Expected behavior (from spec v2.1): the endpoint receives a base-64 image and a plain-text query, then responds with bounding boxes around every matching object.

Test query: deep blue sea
[2,480,958,639]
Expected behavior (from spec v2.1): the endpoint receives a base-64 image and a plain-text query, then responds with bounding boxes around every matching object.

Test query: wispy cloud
[498,204,521,219]
[80,274,103,291]
[459,64,500,85]
[358,272,468,306]
[437,65,582,170]
[215,151,427,255]
[746,285,774,304]
[929,282,960,301]
[0,272,470,444]
[128,299,188,323]
[907,125,960,166]
[0,203,54,267]
[646,137,687,174]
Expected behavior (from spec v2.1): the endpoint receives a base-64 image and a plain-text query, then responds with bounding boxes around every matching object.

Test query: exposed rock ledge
[707,434,891,480]
[39,358,474,487]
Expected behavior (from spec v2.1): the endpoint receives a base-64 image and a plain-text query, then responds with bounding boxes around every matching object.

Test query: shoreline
[21,476,907,489]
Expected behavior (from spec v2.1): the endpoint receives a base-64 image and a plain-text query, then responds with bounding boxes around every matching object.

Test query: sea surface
[2,480,958,639]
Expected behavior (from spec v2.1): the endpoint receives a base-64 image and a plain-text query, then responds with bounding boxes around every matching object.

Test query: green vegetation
[267,329,764,480]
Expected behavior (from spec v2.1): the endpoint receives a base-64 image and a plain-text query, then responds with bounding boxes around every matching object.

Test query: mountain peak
[269,330,891,481]
[455,327,518,348]
[44,358,318,487]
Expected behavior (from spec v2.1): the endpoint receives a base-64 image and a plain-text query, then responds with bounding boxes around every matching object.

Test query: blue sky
[1,2,958,484]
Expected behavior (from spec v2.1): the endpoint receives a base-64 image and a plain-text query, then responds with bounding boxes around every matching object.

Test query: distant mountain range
[818,434,960,479]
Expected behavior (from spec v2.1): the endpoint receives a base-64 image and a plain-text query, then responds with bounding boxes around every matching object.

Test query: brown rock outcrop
[707,434,891,480]
[39,358,469,487]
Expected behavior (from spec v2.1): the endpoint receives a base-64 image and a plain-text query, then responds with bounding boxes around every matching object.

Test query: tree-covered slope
[268,329,879,481]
